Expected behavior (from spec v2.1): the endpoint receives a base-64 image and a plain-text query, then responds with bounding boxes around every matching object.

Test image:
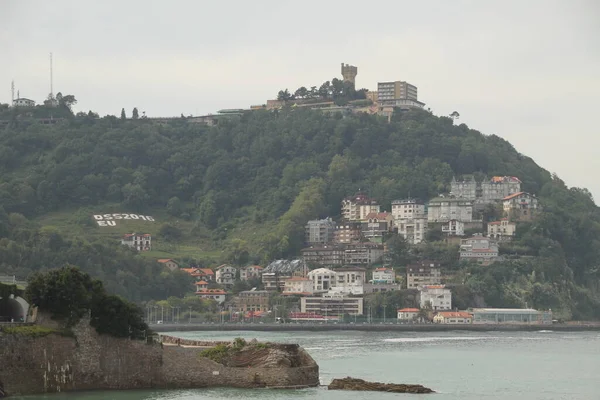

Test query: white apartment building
[215,264,236,287]
[341,193,380,221]
[427,197,473,223]
[419,285,452,311]
[195,289,226,304]
[396,216,428,244]
[460,236,500,265]
[487,219,516,240]
[391,199,426,220]
[12,98,36,107]
[503,192,539,220]
[308,268,337,292]
[371,267,395,284]
[442,219,464,236]
[301,293,364,316]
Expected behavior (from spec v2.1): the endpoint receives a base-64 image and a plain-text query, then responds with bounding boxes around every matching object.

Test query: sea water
[11,330,600,400]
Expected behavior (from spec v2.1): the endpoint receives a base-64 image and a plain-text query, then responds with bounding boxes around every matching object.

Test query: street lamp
[188,306,192,324]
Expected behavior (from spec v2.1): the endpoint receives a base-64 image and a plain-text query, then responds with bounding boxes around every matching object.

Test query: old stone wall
[0,321,319,396]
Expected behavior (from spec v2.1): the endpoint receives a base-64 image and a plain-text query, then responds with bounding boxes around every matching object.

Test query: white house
[283,277,313,295]
[308,268,337,292]
[240,265,263,281]
[121,233,151,251]
[487,219,516,240]
[215,264,236,287]
[331,266,366,295]
[419,285,452,311]
[12,98,35,107]
[433,311,472,324]
[503,192,539,220]
[397,307,420,321]
[442,219,464,236]
[195,289,226,304]
[371,267,395,284]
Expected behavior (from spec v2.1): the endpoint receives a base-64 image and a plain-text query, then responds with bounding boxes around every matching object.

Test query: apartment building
[503,192,539,221]
[371,267,395,284]
[460,235,500,265]
[305,217,336,245]
[419,285,452,311]
[233,290,270,313]
[301,245,345,267]
[341,193,380,221]
[487,219,516,241]
[301,293,364,316]
[239,265,263,281]
[427,197,473,223]
[406,261,442,289]
[333,222,362,244]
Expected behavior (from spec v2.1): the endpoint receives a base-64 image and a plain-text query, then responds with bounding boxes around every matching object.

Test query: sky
[1,0,599,201]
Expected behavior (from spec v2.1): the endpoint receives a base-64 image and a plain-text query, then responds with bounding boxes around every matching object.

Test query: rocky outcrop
[328,377,434,394]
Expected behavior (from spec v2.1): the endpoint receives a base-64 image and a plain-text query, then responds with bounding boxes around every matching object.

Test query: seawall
[0,321,319,397]
[150,322,600,333]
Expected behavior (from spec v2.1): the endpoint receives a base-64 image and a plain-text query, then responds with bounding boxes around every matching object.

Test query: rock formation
[328,377,434,394]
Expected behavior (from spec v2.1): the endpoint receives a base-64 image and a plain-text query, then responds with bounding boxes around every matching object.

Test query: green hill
[0,108,599,319]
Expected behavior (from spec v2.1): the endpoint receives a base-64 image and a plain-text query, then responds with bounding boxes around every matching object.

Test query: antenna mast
[11,80,15,103]
[50,52,54,99]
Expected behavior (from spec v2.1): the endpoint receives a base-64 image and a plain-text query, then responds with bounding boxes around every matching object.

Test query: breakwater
[150,322,600,333]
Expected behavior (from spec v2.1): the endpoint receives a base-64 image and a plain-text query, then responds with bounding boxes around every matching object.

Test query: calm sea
[12,330,600,400]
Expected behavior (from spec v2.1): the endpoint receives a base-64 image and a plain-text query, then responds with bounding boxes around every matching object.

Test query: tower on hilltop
[341,63,357,85]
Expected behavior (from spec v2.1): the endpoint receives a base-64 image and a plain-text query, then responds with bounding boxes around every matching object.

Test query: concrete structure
[371,267,395,284]
[503,192,539,221]
[406,261,442,289]
[397,308,420,321]
[195,289,226,303]
[12,98,35,107]
[433,311,473,324]
[377,81,420,105]
[450,176,478,200]
[333,222,362,243]
[450,176,522,204]
[460,235,500,265]
[301,244,345,267]
[283,277,313,295]
[419,285,452,311]
[305,217,336,245]
[427,197,473,223]
[361,212,393,239]
[341,193,380,221]
[341,63,358,84]
[396,216,428,244]
[262,260,308,291]
[239,265,263,281]
[442,219,465,236]
[308,268,337,292]
[234,290,270,313]
[215,264,236,287]
[301,293,363,316]
[331,266,366,295]
[487,219,516,240]
[121,233,151,251]
[471,308,552,324]
[391,199,426,220]
[344,243,384,265]
[157,259,179,271]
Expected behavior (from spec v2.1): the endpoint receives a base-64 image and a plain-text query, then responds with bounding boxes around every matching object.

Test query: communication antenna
[11,80,15,102]
[49,52,54,99]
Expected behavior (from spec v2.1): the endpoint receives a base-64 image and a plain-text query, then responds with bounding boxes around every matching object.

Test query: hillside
[0,108,599,318]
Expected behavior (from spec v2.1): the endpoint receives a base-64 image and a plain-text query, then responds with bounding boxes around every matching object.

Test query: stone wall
[0,320,319,396]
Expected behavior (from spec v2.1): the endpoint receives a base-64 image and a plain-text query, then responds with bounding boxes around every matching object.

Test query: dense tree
[120,108,126,120]
[132,107,139,120]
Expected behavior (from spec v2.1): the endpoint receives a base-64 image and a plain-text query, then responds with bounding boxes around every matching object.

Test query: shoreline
[150,323,600,333]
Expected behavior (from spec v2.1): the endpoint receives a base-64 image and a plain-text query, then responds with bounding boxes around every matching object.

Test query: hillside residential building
[194,280,209,290]
[157,259,179,271]
[196,268,215,282]
[331,266,367,295]
[305,217,336,245]
[301,245,345,267]
[301,293,364,316]
[371,267,395,284]
[215,264,236,287]
[333,222,362,243]
[363,283,402,294]
[239,265,263,281]
[427,197,473,223]
[503,192,539,221]
[12,98,36,107]
[308,268,337,292]
[433,311,473,324]
[361,212,393,239]
[377,81,424,109]
[442,219,465,236]
[397,308,420,321]
[283,277,313,295]
[341,193,380,221]
[460,236,500,265]
[391,199,426,220]
[406,261,442,289]
[262,259,308,291]
[450,176,522,203]
[396,216,428,244]
[344,243,384,265]
[195,289,226,304]
[234,290,270,313]
[487,219,516,240]
[419,285,452,311]
[121,233,151,251]
[471,308,552,324]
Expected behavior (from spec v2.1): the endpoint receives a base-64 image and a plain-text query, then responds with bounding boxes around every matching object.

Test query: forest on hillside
[0,107,599,318]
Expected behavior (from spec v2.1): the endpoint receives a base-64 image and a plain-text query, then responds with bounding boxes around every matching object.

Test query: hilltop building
[377,81,424,110]
[450,176,522,204]
[503,192,539,221]
[487,219,516,241]
[12,98,35,107]
[341,63,358,84]
[120,233,151,251]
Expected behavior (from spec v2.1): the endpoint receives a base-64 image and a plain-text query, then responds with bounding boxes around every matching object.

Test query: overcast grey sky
[1,0,599,201]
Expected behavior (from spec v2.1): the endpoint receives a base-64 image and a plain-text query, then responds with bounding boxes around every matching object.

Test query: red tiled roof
[195,280,209,285]
[365,212,390,220]
[157,259,174,263]
[196,289,226,295]
[375,267,392,271]
[199,268,214,275]
[398,308,420,312]
[181,268,198,274]
[422,285,445,289]
[503,192,525,201]
[436,312,472,319]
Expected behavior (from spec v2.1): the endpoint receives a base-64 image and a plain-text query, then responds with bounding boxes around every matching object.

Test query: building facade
[301,294,364,316]
[427,197,473,223]
[157,259,179,271]
[344,243,384,265]
[460,235,500,265]
[121,233,151,251]
[406,261,442,289]
[332,266,366,295]
[341,193,380,221]
[341,63,358,84]
[471,308,552,324]
[361,212,393,239]
[262,259,309,291]
[234,290,270,313]
[450,176,522,204]
[215,264,236,287]
[239,265,263,281]
[419,285,452,311]
[301,245,345,267]
[442,219,465,236]
[391,199,426,220]
[433,311,473,324]
[308,268,338,292]
[487,219,516,240]
[397,308,420,321]
[371,267,395,284]
[377,81,419,104]
[283,277,313,295]
[12,98,36,107]
[305,217,336,245]
[396,216,428,244]
[195,289,226,304]
[503,192,539,221]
